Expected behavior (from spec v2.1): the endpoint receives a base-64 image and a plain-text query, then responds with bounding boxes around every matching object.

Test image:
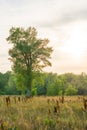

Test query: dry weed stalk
[56,99,60,112]
[6,96,11,107]
[54,106,58,114]
[61,95,64,103]
[18,96,21,102]
[47,99,50,104]
[83,97,87,110]
[48,108,51,115]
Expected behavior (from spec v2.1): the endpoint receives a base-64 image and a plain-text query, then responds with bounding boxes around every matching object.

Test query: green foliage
[65,84,78,95]
[31,87,37,96]
[0,71,10,93]
[0,71,19,95]
[14,73,27,94]
[5,74,18,95]
[47,75,65,96]
[0,71,87,95]
[32,72,46,95]
[7,27,53,92]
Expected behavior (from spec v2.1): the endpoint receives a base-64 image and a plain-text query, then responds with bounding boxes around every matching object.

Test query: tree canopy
[0,71,87,95]
[7,27,53,93]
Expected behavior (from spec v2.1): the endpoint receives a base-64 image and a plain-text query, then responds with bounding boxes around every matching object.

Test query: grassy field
[0,96,87,130]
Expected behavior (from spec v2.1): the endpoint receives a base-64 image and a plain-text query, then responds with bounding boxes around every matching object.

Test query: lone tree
[7,27,53,94]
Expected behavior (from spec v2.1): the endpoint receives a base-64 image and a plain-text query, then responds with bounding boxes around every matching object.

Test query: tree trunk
[26,67,32,96]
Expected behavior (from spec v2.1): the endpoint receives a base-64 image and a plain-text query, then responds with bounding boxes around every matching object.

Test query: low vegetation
[0,96,87,130]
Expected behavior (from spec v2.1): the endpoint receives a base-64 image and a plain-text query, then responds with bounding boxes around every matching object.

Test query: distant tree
[65,84,78,95]
[5,73,19,95]
[0,71,11,94]
[7,27,53,94]
[0,73,4,90]
[31,71,45,95]
[47,78,63,96]
[78,86,87,95]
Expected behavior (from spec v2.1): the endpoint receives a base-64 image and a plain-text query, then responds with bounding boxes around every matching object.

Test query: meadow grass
[0,96,87,130]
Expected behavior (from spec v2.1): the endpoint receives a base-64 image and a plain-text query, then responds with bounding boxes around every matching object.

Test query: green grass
[0,96,87,130]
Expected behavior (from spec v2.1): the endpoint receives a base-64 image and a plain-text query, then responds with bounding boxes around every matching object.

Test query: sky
[0,0,87,74]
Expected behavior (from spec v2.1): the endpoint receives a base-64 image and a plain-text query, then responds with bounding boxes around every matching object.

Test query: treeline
[0,71,87,95]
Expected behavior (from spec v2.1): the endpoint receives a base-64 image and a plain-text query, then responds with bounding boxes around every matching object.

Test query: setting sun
[60,24,86,59]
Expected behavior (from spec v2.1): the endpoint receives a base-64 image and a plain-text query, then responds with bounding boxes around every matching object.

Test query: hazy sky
[0,0,87,74]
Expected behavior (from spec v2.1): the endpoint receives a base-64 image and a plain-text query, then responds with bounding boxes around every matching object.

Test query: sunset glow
[61,25,86,59]
[0,0,87,74]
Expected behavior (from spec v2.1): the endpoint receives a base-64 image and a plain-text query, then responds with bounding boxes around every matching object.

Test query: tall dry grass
[0,95,87,130]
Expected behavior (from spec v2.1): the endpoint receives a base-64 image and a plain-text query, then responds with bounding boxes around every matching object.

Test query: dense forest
[0,71,87,95]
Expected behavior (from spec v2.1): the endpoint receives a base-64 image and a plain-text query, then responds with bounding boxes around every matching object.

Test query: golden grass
[0,96,87,130]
